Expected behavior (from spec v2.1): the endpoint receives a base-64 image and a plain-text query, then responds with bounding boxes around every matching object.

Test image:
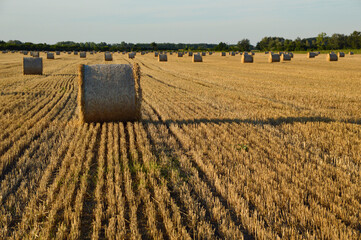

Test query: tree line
[1,31,360,52]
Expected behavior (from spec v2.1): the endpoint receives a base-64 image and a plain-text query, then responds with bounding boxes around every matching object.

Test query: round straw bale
[188,52,193,56]
[220,52,226,56]
[268,54,280,63]
[230,51,235,56]
[154,52,159,57]
[177,52,183,57]
[208,52,213,55]
[202,52,206,56]
[78,63,141,123]
[23,51,29,55]
[327,53,338,61]
[56,51,60,55]
[104,52,113,61]
[128,52,135,59]
[68,51,71,54]
[265,51,269,54]
[23,57,43,75]
[74,51,78,55]
[241,54,253,63]
[349,51,354,55]
[289,52,294,58]
[307,52,316,58]
[158,54,167,62]
[337,52,345,57]
[80,52,86,58]
[281,53,291,61]
[47,52,54,59]
[31,52,40,57]
[192,54,202,62]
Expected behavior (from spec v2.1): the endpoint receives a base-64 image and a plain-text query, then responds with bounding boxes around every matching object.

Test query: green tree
[237,39,251,51]
[150,42,157,50]
[316,32,327,50]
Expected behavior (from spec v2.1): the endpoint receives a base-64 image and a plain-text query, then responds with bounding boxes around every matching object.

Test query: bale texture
[80,52,86,58]
[241,54,253,63]
[281,53,291,61]
[327,53,338,61]
[23,57,43,75]
[338,52,345,57]
[104,52,113,61]
[268,54,280,63]
[78,63,141,123]
[158,54,167,62]
[192,54,202,62]
[47,53,54,59]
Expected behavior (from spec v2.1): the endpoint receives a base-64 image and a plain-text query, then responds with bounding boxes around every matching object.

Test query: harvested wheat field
[0,52,361,240]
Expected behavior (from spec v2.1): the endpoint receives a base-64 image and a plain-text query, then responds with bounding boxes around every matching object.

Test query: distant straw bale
[327,53,338,61]
[158,54,167,62]
[47,53,54,59]
[269,54,280,63]
[337,52,345,57]
[192,54,202,62]
[241,54,253,63]
[281,53,291,61]
[105,52,113,61]
[307,52,316,58]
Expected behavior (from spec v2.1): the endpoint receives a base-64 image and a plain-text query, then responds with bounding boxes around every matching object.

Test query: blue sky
[0,0,360,45]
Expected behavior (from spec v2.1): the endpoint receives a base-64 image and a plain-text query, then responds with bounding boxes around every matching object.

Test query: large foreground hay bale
[281,53,291,61]
[104,52,113,61]
[47,52,54,59]
[78,63,141,123]
[268,54,280,63]
[80,52,86,58]
[23,57,43,75]
[337,52,345,57]
[177,52,183,57]
[241,54,253,63]
[307,52,316,58]
[327,53,338,61]
[158,54,167,62]
[192,54,202,62]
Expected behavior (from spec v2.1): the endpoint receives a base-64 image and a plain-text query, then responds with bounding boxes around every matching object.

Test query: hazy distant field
[0,52,360,239]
